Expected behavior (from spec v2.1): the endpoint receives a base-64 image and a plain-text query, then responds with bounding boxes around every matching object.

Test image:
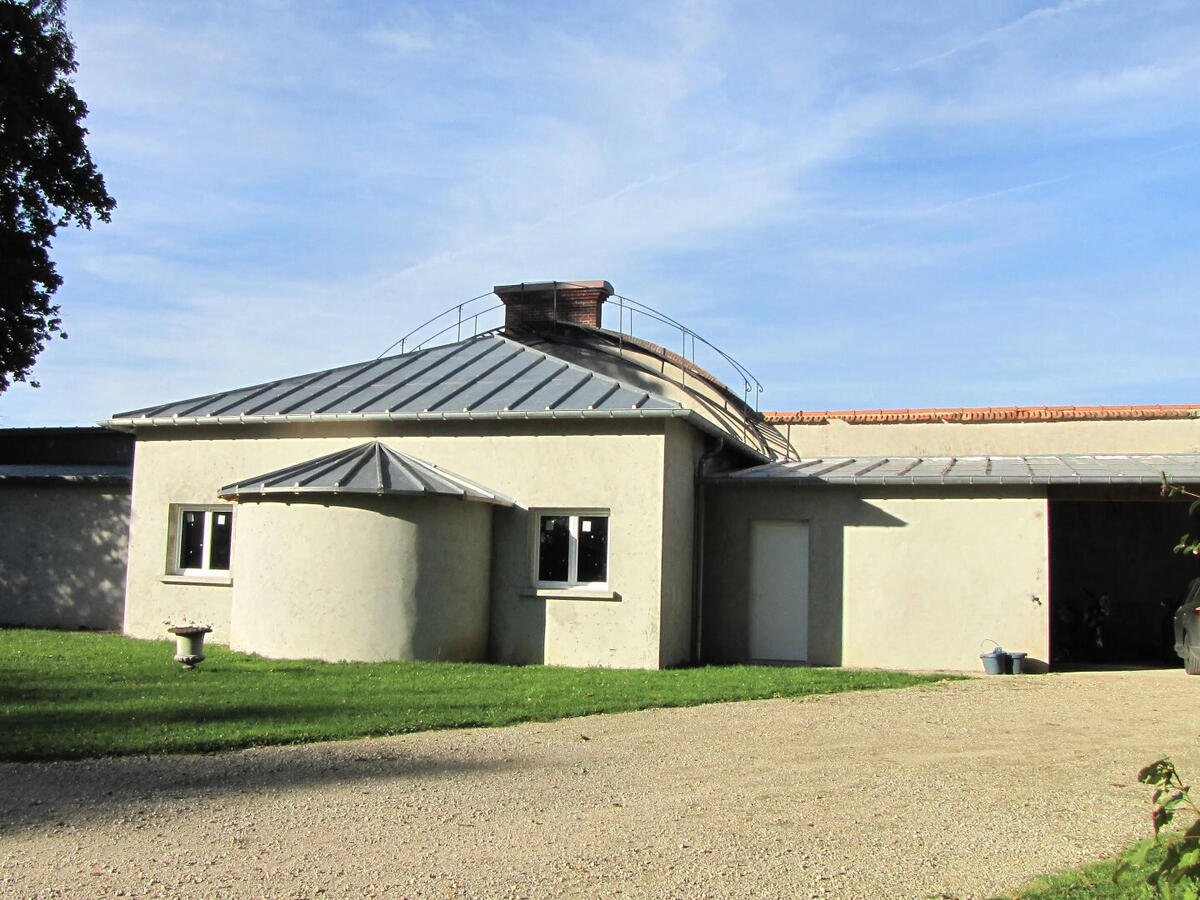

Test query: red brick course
[494,281,614,330]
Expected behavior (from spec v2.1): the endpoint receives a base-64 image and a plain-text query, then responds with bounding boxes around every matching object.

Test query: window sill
[160,574,233,587]
[520,587,620,602]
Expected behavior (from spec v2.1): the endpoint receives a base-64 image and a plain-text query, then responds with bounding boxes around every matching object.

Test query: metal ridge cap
[549,325,756,415]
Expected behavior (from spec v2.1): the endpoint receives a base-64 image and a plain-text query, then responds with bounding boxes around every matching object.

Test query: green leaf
[1165,843,1187,879]
[1155,806,1177,836]
[1143,760,1178,786]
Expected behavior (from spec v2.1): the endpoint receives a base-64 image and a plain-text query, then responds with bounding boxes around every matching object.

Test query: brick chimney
[494,280,614,331]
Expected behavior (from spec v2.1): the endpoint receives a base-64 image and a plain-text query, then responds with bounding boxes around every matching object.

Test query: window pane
[209,510,232,571]
[179,510,205,569]
[538,515,570,582]
[577,516,608,582]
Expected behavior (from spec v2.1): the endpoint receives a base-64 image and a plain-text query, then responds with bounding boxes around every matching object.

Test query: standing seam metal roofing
[710,455,1200,485]
[217,442,514,505]
[106,333,680,423]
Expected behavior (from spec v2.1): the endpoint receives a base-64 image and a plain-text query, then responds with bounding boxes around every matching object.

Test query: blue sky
[2,0,1199,426]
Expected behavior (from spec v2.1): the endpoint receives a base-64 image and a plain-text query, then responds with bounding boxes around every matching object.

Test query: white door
[750,520,809,662]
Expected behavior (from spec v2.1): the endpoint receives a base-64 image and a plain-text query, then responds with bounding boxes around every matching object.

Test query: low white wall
[229,496,491,662]
[0,483,129,630]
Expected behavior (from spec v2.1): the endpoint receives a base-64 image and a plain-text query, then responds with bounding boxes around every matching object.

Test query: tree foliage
[0,0,113,391]
[1161,475,1200,557]
[1117,760,1200,897]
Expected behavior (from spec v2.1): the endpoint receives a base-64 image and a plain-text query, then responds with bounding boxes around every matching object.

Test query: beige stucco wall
[840,492,1049,670]
[122,418,695,668]
[0,483,129,630]
[702,484,1049,672]
[658,419,705,667]
[782,418,1200,458]
[228,496,491,662]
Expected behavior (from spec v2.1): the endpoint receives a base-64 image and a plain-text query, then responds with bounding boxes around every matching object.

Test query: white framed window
[533,511,609,588]
[170,506,233,576]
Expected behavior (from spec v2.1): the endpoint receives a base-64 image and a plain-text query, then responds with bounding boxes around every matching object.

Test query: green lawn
[1000,841,1171,899]
[0,628,958,761]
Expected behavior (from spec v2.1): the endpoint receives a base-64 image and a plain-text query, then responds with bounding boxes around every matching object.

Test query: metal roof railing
[607,293,764,412]
[377,287,765,412]
[376,292,505,359]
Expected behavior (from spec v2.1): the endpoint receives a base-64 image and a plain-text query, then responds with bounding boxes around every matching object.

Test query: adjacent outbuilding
[703,452,1200,672]
[0,428,132,631]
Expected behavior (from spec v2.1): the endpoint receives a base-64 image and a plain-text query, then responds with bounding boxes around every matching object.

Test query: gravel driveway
[2,670,1198,899]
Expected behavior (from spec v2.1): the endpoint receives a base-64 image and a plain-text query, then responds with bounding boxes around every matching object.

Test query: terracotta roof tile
[763,405,1200,425]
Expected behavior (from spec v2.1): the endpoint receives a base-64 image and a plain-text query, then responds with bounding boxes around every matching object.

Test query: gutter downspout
[691,436,724,665]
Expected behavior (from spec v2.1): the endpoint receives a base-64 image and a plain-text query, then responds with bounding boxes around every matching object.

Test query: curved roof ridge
[511,321,755,416]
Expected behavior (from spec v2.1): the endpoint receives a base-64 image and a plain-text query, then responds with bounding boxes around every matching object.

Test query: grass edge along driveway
[0,629,960,762]
[999,839,1172,898]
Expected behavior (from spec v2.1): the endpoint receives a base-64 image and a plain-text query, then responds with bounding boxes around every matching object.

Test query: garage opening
[1049,493,1199,669]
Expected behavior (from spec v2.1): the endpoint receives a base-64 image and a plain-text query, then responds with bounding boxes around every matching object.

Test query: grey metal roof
[0,464,132,484]
[106,333,680,426]
[217,441,514,505]
[711,454,1200,486]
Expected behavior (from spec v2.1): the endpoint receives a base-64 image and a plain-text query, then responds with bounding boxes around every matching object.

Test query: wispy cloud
[896,0,1109,73]
[364,27,433,55]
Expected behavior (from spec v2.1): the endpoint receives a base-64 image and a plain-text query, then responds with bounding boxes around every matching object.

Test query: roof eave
[101,408,686,428]
[0,473,133,485]
[705,466,1200,487]
[712,476,1189,486]
[101,407,772,463]
[218,485,515,506]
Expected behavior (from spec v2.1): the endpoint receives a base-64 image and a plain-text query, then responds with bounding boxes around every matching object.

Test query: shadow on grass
[0,630,961,833]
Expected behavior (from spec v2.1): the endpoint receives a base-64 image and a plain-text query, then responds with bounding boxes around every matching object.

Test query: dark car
[1174,578,1200,674]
